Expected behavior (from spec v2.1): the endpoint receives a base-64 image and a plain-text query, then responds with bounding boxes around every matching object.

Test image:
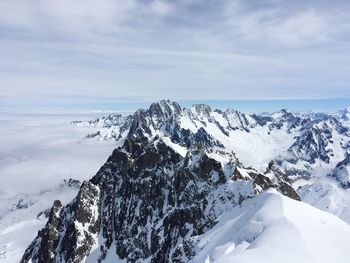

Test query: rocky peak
[91,113,125,128]
[316,116,343,130]
[287,117,341,164]
[251,113,273,126]
[338,107,350,122]
[191,104,212,117]
[266,109,305,132]
[148,99,182,119]
[21,181,101,263]
[222,108,251,131]
[8,194,33,211]
[280,109,298,122]
[329,153,350,188]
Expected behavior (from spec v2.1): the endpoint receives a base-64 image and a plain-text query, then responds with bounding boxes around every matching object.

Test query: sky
[1,0,350,102]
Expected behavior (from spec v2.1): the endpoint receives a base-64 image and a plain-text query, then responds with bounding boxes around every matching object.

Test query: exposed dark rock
[328,153,350,188]
[22,135,299,262]
[277,181,301,201]
[22,182,101,263]
[265,162,301,201]
[21,200,62,263]
[252,173,273,193]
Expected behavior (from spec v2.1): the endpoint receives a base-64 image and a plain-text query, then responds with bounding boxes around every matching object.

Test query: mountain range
[18,100,350,262]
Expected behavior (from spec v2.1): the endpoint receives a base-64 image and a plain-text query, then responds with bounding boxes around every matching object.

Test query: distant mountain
[75,100,350,188]
[20,100,350,262]
[338,107,350,122]
[73,100,350,224]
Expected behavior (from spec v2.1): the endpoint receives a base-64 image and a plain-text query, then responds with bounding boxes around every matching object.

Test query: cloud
[224,1,331,47]
[267,10,329,46]
[0,112,116,198]
[0,0,350,100]
[150,0,173,16]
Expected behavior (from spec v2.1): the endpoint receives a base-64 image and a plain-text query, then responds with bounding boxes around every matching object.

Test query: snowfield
[193,189,350,263]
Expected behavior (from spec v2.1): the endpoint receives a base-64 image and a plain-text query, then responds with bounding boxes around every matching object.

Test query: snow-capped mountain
[76,100,350,184]
[72,100,350,224]
[18,100,350,262]
[329,152,350,188]
[21,137,299,263]
[338,107,350,123]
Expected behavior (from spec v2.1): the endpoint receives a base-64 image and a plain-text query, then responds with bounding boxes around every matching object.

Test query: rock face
[21,182,101,263]
[329,153,350,188]
[21,200,63,263]
[265,162,301,201]
[21,136,299,263]
[288,117,341,164]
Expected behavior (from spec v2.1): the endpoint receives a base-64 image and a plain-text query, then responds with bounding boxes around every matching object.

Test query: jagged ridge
[21,135,299,263]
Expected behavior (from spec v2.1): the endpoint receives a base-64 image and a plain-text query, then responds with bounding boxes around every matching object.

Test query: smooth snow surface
[193,189,350,263]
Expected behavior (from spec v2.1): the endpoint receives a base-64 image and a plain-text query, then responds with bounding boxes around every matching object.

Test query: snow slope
[297,179,350,224]
[193,189,350,263]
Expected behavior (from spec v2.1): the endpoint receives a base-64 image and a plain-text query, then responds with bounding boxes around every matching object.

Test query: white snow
[182,112,295,171]
[180,115,199,133]
[298,179,350,224]
[161,136,188,157]
[192,189,350,263]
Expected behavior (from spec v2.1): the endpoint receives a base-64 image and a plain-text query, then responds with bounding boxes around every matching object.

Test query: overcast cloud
[1,0,350,100]
[0,112,116,198]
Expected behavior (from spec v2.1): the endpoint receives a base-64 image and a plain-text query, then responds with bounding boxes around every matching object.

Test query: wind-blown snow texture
[9,100,350,262]
[193,189,350,263]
